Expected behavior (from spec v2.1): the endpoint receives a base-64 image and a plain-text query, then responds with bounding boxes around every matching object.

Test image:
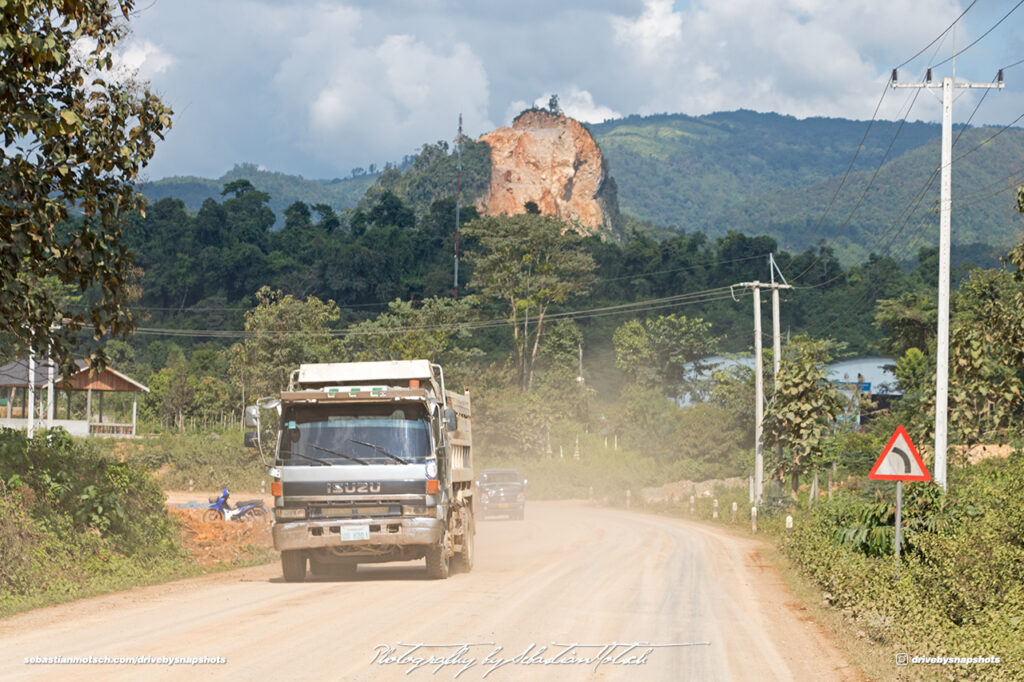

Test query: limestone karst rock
[476,110,618,234]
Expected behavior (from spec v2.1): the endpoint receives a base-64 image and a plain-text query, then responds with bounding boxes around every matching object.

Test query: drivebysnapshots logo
[896,653,1001,667]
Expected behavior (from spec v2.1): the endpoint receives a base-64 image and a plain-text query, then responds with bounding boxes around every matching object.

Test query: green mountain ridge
[138,111,1024,264]
[139,163,379,224]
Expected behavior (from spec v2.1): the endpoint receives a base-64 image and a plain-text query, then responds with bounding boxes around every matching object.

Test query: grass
[0,541,276,621]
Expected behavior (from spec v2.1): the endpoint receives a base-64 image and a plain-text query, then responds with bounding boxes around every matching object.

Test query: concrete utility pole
[769,254,788,380]
[46,354,54,427]
[27,350,35,439]
[892,68,1004,491]
[734,276,791,503]
[769,254,792,497]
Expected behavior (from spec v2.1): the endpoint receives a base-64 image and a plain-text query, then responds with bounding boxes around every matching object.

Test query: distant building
[0,358,149,437]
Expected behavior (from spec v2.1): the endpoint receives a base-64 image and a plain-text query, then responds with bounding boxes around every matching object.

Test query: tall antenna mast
[453,113,463,300]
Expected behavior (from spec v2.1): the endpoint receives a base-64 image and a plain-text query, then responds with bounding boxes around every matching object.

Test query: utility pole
[46,352,54,427]
[735,275,792,504]
[892,68,1004,491]
[769,254,792,497]
[769,254,789,379]
[453,113,463,300]
[27,349,35,439]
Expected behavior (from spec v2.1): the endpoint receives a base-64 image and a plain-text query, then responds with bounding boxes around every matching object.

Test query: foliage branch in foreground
[0,0,171,371]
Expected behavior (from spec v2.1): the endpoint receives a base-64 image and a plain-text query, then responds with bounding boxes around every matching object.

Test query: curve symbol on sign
[891,447,911,473]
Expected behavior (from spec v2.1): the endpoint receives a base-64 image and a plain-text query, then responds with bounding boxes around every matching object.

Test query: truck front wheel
[454,512,474,573]
[281,550,307,582]
[425,533,451,580]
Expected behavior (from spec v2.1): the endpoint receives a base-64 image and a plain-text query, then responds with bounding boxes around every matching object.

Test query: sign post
[868,425,930,559]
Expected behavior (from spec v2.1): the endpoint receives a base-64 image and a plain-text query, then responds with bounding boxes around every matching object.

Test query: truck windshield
[279,403,431,466]
[481,471,522,484]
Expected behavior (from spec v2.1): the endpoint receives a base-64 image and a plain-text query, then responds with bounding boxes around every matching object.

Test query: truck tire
[281,550,307,582]
[454,511,474,573]
[425,533,450,580]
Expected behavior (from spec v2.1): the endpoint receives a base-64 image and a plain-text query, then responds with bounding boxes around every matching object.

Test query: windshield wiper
[285,451,333,466]
[308,443,370,465]
[346,438,409,464]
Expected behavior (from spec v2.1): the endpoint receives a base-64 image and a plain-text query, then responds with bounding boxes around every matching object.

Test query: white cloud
[123,0,1022,180]
[69,36,175,90]
[610,0,964,121]
[506,88,620,124]
[270,8,493,169]
[116,41,175,79]
[611,0,683,63]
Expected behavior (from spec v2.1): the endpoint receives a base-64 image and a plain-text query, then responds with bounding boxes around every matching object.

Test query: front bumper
[273,516,443,552]
[480,501,524,515]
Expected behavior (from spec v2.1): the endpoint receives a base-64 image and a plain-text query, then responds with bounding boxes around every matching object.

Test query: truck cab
[246,360,474,581]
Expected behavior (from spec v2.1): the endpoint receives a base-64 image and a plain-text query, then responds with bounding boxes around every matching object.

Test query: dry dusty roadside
[0,501,863,681]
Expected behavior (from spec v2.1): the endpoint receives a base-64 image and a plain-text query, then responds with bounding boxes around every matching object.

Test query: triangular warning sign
[868,425,930,481]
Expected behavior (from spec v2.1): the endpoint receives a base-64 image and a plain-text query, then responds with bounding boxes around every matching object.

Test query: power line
[931,0,1024,69]
[782,4,977,275]
[896,0,978,69]
[101,284,744,340]
[782,78,894,261]
[593,253,766,284]
[789,86,926,283]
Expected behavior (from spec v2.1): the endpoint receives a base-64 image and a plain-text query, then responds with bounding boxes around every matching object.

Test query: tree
[612,314,720,401]
[946,268,1024,450]
[464,214,595,390]
[762,336,844,498]
[874,292,936,358]
[1,1,172,370]
[339,297,482,377]
[230,287,342,401]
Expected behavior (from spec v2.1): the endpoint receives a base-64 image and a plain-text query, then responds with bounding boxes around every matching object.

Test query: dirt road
[0,502,861,681]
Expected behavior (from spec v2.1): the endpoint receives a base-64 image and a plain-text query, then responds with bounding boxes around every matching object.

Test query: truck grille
[309,503,402,518]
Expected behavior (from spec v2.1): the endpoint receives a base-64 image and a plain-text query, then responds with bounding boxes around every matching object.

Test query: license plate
[340,525,370,541]
[498,503,509,509]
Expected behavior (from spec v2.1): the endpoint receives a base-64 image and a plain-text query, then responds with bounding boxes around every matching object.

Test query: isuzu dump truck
[244,360,474,581]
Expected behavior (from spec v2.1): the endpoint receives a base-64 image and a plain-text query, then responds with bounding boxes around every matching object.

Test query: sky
[120,0,1024,181]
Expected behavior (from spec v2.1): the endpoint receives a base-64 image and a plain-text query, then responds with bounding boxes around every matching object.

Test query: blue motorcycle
[203,488,267,522]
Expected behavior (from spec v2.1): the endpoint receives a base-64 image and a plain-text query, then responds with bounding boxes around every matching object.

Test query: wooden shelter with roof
[0,358,149,437]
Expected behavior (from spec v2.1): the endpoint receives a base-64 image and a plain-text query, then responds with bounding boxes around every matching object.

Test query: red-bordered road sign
[868,425,931,481]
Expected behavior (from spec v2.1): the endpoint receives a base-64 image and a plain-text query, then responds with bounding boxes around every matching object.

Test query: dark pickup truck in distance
[477,469,526,520]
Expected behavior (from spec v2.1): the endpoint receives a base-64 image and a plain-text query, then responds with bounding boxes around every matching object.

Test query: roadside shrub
[0,482,44,595]
[782,453,1024,680]
[0,428,189,616]
[0,428,177,559]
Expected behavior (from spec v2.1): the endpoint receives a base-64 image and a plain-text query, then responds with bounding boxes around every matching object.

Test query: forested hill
[588,111,1024,264]
[139,163,379,224]
[138,110,1024,265]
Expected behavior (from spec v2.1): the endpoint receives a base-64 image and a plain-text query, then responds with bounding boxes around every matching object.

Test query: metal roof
[0,359,87,388]
[0,359,149,393]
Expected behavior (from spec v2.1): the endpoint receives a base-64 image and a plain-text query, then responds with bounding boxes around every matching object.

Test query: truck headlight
[275,507,307,520]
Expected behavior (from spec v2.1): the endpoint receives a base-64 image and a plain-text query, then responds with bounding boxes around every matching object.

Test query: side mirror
[444,407,458,432]
[243,431,259,449]
[243,405,259,429]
